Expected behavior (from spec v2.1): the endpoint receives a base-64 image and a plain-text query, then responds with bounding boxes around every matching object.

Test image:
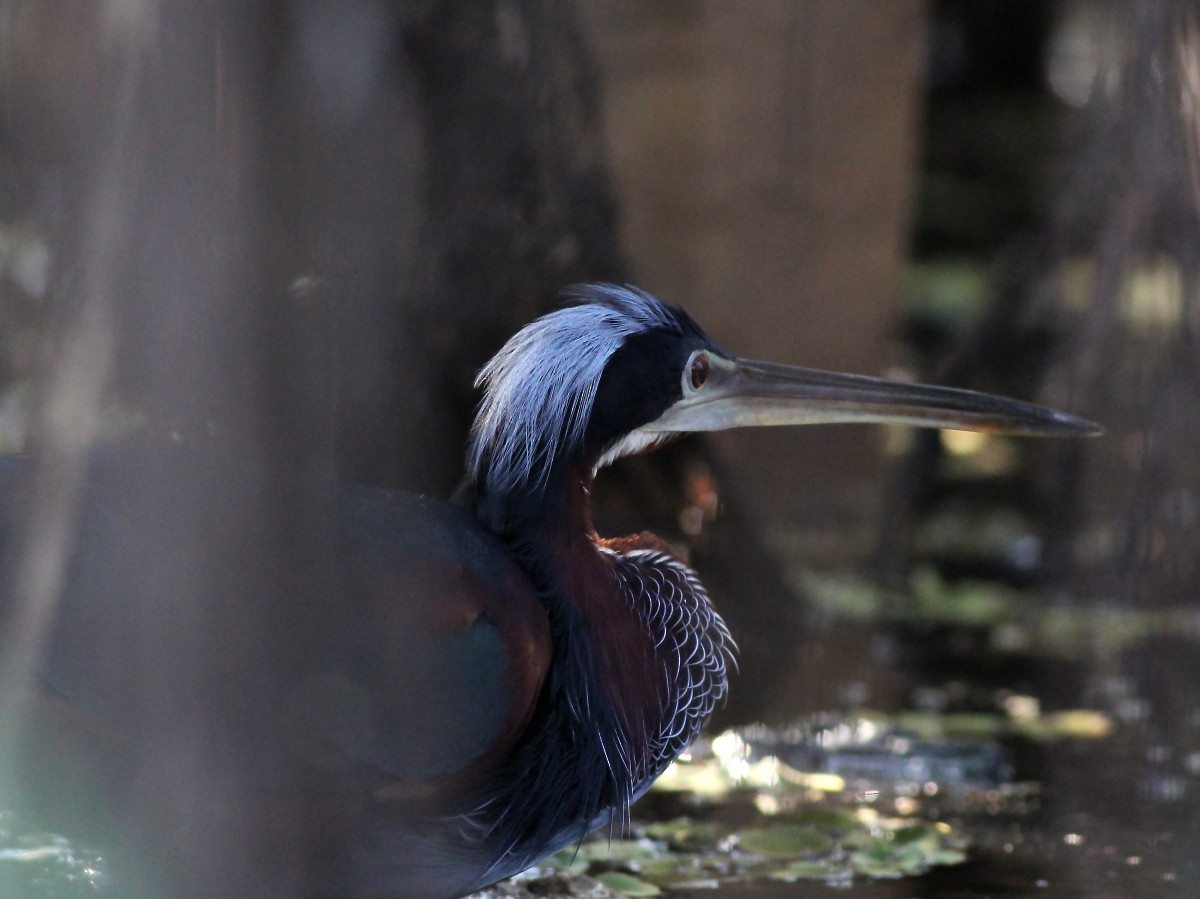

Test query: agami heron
[0,284,1098,897]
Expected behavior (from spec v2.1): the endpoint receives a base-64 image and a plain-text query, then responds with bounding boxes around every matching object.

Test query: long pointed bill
[645,356,1102,437]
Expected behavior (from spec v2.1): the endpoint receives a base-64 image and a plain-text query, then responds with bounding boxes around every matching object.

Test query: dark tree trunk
[0,1,813,892]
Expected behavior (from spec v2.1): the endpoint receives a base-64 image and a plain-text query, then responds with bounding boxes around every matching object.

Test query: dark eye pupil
[689,355,709,390]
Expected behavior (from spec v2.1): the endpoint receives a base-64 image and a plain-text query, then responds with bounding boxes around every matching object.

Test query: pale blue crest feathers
[467,284,679,495]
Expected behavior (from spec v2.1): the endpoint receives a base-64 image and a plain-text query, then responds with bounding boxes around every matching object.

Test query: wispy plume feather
[467,284,679,495]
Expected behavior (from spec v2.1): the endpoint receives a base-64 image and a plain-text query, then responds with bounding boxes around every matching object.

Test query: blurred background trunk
[0,0,931,744]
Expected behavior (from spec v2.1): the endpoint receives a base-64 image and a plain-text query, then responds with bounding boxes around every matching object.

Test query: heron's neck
[488,461,676,764]
[472,464,627,704]
[469,463,648,858]
[472,460,597,551]
[469,462,732,864]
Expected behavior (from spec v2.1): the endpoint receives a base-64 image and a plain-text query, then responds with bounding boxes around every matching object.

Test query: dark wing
[0,452,550,795]
[329,485,550,782]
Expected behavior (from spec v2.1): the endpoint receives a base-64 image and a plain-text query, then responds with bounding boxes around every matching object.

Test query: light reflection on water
[0,814,105,898]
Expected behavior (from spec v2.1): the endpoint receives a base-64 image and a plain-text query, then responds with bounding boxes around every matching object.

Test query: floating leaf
[594,872,662,896]
[850,846,907,879]
[736,825,834,858]
[768,859,838,881]
[539,847,590,876]
[891,822,941,847]
[784,807,860,833]
[641,818,726,851]
[579,839,661,862]
[927,848,968,866]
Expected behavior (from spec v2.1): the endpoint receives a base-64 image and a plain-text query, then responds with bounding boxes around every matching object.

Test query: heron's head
[467,284,719,500]
[467,282,1100,513]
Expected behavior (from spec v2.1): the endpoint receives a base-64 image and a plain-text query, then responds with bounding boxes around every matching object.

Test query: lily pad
[891,822,942,847]
[579,838,661,862]
[539,847,590,876]
[736,825,835,858]
[594,872,662,896]
[640,818,726,852]
[784,807,860,833]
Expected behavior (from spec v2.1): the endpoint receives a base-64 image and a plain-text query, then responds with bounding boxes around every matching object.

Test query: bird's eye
[688,353,710,391]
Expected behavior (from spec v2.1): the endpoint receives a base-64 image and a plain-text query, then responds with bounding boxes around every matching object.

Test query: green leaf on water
[640,817,726,851]
[891,822,941,847]
[539,847,589,875]
[928,848,969,865]
[784,807,860,833]
[736,825,834,857]
[595,871,663,896]
[768,859,838,881]
[579,838,661,862]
